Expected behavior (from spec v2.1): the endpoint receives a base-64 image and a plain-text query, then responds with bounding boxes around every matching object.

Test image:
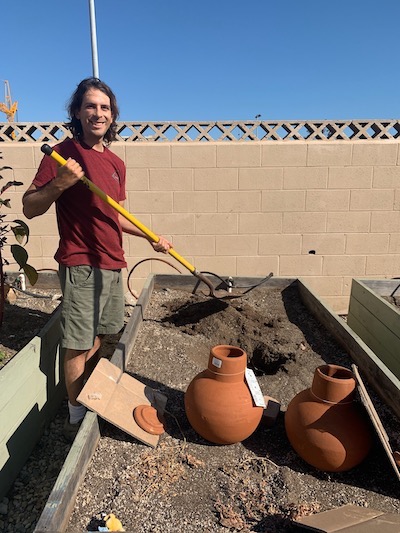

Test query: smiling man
[22,78,172,441]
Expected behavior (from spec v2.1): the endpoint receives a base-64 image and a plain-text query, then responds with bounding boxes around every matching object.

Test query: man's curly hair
[66,77,119,145]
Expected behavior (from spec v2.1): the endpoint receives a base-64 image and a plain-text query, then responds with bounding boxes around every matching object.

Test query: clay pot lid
[134,404,165,435]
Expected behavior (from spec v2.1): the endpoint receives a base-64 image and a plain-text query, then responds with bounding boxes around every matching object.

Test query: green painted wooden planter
[0,307,63,499]
[348,278,400,382]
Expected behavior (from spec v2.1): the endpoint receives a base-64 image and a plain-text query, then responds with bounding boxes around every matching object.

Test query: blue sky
[2,1,400,122]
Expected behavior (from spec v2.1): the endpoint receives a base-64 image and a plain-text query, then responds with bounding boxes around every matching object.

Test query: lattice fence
[1,119,400,142]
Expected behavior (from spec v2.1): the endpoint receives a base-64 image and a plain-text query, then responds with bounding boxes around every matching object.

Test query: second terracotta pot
[285,364,372,472]
[185,345,263,444]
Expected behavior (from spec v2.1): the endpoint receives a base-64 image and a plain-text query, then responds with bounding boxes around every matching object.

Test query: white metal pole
[88,0,100,78]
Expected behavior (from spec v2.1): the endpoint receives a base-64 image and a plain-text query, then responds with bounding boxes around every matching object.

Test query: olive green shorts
[59,265,124,350]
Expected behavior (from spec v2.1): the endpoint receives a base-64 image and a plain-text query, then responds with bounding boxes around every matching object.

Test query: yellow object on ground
[105,513,125,531]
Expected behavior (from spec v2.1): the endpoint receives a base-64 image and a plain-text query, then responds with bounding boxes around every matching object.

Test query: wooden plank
[349,279,400,331]
[352,364,400,481]
[297,279,400,419]
[347,303,400,379]
[348,279,400,379]
[358,278,400,298]
[0,308,63,499]
[34,412,100,533]
[112,274,154,370]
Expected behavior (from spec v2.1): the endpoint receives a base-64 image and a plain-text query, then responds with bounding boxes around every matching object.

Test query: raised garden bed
[35,275,400,533]
[347,278,400,389]
[0,274,62,500]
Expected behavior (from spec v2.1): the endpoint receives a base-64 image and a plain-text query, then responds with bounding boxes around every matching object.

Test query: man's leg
[84,334,104,381]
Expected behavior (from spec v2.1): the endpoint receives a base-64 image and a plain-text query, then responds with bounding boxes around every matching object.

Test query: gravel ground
[65,284,400,533]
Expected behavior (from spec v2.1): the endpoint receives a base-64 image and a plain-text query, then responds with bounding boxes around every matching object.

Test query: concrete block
[262,190,306,212]
[301,234,345,255]
[1,145,35,168]
[218,191,261,212]
[126,168,149,191]
[345,233,389,254]
[125,144,171,168]
[236,256,279,277]
[350,189,395,211]
[239,167,283,190]
[307,143,352,167]
[302,276,343,297]
[171,144,216,168]
[366,255,400,276]
[352,142,398,166]
[258,234,302,255]
[195,213,238,234]
[389,233,400,253]
[217,144,261,167]
[323,255,366,276]
[150,168,193,191]
[152,213,195,234]
[25,214,58,237]
[283,212,327,234]
[174,191,217,213]
[261,143,307,167]
[284,166,328,189]
[280,255,323,276]
[306,190,350,211]
[373,166,400,188]
[194,168,238,190]
[172,235,216,256]
[327,212,370,233]
[216,235,258,256]
[329,166,373,189]
[193,255,237,275]
[239,213,283,235]
[129,191,173,213]
[371,211,400,233]
[13,167,37,187]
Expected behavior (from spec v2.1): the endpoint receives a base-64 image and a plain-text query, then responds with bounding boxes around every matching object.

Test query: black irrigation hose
[127,258,182,299]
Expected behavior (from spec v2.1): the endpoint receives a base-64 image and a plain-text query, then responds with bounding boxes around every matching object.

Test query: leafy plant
[0,151,37,327]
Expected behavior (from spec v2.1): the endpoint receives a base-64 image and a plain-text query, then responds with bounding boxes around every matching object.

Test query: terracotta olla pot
[185,345,263,444]
[285,364,372,472]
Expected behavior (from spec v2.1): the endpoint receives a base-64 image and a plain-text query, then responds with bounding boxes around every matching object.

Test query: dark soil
[0,287,61,368]
[65,284,400,533]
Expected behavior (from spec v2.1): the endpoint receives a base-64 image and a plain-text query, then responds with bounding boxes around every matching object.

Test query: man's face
[75,88,113,144]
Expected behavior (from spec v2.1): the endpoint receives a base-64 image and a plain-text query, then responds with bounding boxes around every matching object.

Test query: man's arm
[23,158,84,219]
[118,201,172,253]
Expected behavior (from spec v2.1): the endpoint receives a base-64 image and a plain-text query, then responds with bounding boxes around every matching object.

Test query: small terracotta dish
[133,404,165,435]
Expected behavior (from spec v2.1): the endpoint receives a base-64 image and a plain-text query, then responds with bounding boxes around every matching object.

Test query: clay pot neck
[311,364,356,404]
[207,345,247,383]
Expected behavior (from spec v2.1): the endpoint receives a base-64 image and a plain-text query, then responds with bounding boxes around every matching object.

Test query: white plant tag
[245,368,266,408]
[211,357,222,368]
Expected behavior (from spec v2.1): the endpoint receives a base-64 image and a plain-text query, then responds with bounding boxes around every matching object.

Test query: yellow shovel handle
[41,144,196,274]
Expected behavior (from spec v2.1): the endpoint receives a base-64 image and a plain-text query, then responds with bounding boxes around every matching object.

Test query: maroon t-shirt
[33,138,127,269]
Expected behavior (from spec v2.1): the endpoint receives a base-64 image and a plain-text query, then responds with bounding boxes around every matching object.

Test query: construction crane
[0,80,18,122]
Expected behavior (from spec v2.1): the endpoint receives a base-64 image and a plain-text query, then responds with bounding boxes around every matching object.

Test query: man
[23,78,172,441]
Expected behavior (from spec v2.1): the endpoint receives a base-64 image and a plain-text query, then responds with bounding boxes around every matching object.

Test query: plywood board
[78,358,167,448]
[295,504,383,531]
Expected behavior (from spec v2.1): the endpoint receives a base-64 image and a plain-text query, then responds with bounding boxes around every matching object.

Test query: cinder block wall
[2,140,400,313]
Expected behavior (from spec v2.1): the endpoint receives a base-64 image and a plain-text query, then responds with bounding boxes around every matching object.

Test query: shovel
[41,143,260,299]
